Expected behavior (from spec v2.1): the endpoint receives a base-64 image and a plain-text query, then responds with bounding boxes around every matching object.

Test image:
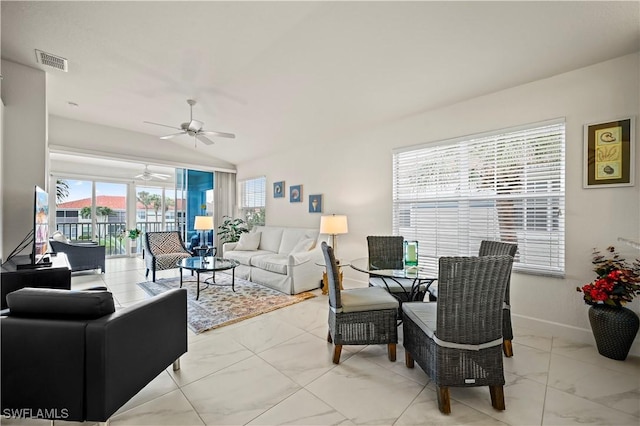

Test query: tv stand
[1,253,71,309]
[15,255,53,269]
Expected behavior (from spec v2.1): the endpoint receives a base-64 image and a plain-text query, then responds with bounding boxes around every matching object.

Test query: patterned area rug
[137,273,316,334]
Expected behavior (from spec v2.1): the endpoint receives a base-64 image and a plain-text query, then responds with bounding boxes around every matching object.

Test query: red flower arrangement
[577,246,640,307]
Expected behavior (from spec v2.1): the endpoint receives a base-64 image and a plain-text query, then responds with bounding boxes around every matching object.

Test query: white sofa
[222,226,323,294]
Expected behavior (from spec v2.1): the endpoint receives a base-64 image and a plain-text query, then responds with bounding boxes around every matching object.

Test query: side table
[316,260,349,295]
[192,246,217,258]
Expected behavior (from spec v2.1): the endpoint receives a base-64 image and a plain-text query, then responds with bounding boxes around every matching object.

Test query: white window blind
[238,176,266,228]
[393,120,565,277]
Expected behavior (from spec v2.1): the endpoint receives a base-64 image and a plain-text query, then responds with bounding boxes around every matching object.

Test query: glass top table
[350,257,437,301]
[178,257,240,300]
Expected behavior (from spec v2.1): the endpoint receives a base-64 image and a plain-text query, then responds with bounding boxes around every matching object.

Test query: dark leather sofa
[1,287,187,423]
[49,239,107,273]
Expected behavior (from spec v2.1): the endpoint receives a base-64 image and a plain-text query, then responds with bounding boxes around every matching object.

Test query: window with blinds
[393,119,565,277]
[238,176,266,229]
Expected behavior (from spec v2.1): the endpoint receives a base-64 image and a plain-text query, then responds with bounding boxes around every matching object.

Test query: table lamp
[320,214,348,257]
[194,216,214,248]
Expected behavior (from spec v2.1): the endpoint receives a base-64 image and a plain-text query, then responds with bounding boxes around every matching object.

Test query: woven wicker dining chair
[479,240,518,357]
[321,242,399,364]
[402,255,514,414]
[366,236,431,302]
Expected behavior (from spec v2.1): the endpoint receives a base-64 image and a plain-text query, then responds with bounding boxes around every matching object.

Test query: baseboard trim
[512,313,640,357]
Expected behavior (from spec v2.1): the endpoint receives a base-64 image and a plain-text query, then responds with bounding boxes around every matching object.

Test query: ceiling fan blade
[143,121,182,130]
[188,120,204,132]
[200,130,236,139]
[160,132,186,140]
[196,135,215,145]
[150,173,169,180]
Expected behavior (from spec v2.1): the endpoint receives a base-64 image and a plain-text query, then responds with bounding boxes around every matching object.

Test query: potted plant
[217,216,248,244]
[127,228,142,255]
[577,246,640,360]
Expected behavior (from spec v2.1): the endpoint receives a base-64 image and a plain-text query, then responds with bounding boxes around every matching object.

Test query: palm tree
[56,179,69,204]
[137,191,153,222]
[149,194,162,221]
[96,206,113,222]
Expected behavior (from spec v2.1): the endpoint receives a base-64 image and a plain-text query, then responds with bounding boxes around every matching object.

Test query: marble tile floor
[4,257,639,426]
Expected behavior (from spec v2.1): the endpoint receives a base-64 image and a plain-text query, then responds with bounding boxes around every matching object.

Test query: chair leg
[152,269,156,282]
[503,340,513,357]
[405,351,415,368]
[436,385,451,414]
[145,268,149,278]
[332,344,343,364]
[489,385,505,410]
[172,358,181,371]
[387,343,396,362]
[327,330,333,343]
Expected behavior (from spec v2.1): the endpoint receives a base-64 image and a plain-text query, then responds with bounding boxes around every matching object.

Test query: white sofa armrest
[222,242,238,257]
[288,246,323,266]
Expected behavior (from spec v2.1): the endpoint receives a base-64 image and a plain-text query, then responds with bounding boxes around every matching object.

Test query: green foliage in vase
[217,216,249,243]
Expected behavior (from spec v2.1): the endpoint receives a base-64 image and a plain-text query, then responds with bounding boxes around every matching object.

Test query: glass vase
[404,240,418,267]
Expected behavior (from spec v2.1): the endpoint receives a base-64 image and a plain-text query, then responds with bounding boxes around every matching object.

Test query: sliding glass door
[55,179,128,256]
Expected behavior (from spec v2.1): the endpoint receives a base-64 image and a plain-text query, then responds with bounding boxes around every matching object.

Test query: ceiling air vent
[35,49,68,72]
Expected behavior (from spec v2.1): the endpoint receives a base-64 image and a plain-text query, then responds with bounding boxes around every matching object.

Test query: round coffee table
[178,257,240,300]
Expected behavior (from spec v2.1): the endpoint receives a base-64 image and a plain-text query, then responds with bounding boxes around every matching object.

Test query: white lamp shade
[194,216,214,231]
[319,215,348,235]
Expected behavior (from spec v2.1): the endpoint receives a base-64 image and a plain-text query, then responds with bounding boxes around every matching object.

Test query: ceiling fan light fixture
[144,99,235,143]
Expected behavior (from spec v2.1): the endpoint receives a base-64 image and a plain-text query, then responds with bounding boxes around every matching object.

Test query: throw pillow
[290,238,316,254]
[52,230,69,243]
[235,232,261,251]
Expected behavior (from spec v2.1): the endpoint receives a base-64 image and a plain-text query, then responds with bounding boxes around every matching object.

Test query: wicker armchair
[366,236,430,302]
[321,242,399,364]
[479,240,518,357]
[49,239,106,273]
[144,232,192,282]
[402,255,514,414]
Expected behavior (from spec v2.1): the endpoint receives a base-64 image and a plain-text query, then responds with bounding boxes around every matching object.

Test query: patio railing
[55,221,179,257]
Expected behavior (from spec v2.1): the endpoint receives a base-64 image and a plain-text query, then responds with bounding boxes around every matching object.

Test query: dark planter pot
[588,305,639,360]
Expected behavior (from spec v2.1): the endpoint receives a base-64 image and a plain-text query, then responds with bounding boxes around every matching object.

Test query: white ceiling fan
[135,165,171,181]
[143,99,235,145]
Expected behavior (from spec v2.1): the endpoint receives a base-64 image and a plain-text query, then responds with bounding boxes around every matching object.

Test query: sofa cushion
[290,238,315,254]
[235,232,261,251]
[7,287,115,319]
[402,302,437,339]
[254,227,283,253]
[340,287,399,313]
[225,249,272,266]
[250,254,288,275]
[278,228,319,254]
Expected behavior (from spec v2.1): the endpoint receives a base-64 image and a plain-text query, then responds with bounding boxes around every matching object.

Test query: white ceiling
[2,1,639,166]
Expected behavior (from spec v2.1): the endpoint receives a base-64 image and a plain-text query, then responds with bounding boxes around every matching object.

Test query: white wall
[0,60,47,259]
[237,53,640,353]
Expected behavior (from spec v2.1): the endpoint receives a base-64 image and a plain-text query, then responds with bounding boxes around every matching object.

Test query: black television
[32,185,50,265]
[14,186,52,269]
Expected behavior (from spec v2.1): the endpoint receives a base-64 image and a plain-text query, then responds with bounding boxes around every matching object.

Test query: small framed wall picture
[290,185,302,202]
[308,194,322,213]
[584,117,635,188]
[274,181,285,198]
